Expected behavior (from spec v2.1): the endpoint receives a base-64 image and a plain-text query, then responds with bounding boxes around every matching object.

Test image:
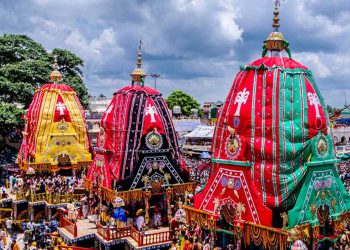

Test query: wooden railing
[97,223,132,241]
[15,191,27,200]
[15,191,84,205]
[14,191,48,202]
[96,222,109,240]
[30,192,48,202]
[96,223,171,246]
[83,177,93,191]
[109,225,131,240]
[59,208,77,238]
[139,229,171,246]
[130,225,141,244]
[48,193,84,204]
[84,178,196,204]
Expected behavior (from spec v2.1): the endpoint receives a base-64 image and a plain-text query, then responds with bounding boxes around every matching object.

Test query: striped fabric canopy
[18,83,92,171]
[194,56,350,227]
[87,85,188,189]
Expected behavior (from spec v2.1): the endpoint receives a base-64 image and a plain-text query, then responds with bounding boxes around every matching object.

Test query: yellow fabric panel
[63,93,88,150]
[34,90,58,154]
[35,121,92,164]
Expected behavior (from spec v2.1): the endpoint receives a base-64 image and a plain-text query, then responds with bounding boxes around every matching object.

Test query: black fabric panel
[152,96,181,166]
[120,92,147,179]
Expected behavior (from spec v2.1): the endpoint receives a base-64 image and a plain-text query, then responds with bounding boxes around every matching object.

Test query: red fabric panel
[249,57,308,70]
[143,98,165,134]
[40,83,74,92]
[194,165,272,226]
[304,76,328,138]
[53,95,72,122]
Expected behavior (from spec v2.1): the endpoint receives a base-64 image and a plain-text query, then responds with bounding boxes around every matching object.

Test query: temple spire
[131,40,147,86]
[49,55,63,83]
[262,0,291,58]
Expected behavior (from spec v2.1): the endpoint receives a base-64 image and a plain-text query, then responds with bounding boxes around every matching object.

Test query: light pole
[150,73,160,90]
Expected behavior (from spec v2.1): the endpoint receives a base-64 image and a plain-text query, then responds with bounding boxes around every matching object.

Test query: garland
[221,204,237,225]
[244,222,288,250]
[240,65,313,75]
[172,182,196,193]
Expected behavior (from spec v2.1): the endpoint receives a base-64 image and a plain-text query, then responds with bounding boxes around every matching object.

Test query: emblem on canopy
[225,126,241,160]
[316,138,327,157]
[313,133,330,159]
[99,128,105,147]
[234,88,250,117]
[56,120,68,132]
[145,129,163,150]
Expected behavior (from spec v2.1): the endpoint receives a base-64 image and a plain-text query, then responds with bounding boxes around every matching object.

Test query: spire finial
[272,0,280,31]
[137,40,143,69]
[131,40,146,86]
[262,0,292,58]
[49,55,63,83]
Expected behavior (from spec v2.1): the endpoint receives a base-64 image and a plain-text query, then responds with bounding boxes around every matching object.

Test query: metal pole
[150,74,160,90]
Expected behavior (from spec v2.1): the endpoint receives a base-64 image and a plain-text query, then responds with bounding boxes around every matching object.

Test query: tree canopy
[0,34,89,134]
[166,90,202,116]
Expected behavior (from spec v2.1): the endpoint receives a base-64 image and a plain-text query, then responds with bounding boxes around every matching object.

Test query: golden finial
[131,40,146,86]
[272,0,280,31]
[262,0,291,58]
[49,55,63,83]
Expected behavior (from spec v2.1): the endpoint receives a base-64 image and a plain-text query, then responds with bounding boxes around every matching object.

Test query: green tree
[0,34,89,134]
[166,90,202,116]
[0,102,24,134]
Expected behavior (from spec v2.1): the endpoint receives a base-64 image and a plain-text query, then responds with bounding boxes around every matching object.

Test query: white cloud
[294,52,332,78]
[1,0,350,109]
[64,27,123,63]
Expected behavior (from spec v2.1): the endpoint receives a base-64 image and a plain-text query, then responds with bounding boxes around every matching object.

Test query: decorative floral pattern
[145,129,163,150]
[225,134,242,160]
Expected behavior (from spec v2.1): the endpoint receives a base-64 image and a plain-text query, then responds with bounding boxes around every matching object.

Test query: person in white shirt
[0,237,4,250]
[27,221,34,231]
[136,209,145,231]
[6,217,13,234]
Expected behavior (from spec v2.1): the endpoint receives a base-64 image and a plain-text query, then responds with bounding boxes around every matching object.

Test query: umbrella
[136,209,143,216]
[26,167,36,175]
[113,197,125,207]
[291,240,308,250]
[200,151,211,159]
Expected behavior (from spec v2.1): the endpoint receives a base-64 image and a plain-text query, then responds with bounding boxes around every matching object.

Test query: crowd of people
[8,174,84,197]
[183,157,210,188]
[169,222,214,250]
[0,219,59,249]
[1,156,350,249]
[339,160,350,193]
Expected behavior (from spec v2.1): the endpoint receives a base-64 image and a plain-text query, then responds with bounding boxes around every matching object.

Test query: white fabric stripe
[250,70,258,178]
[261,71,267,204]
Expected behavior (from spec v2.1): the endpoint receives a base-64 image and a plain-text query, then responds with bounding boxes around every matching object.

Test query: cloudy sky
[1,0,350,107]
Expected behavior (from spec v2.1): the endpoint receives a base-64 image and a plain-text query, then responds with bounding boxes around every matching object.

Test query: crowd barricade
[96,222,171,247]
